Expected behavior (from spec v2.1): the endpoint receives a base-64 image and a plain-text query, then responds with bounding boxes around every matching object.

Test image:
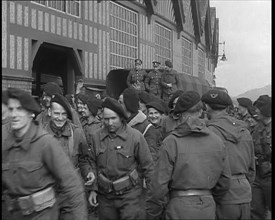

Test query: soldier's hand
[84,172,95,186]
[89,191,98,207]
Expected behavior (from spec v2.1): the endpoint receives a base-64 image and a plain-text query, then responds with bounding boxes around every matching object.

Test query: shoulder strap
[143,123,153,136]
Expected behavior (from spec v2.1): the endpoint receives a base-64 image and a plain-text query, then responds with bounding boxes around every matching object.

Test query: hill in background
[232,84,271,102]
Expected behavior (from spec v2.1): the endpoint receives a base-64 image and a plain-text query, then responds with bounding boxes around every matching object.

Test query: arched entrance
[32,42,82,97]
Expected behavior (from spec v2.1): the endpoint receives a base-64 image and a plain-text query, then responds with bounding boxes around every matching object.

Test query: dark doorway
[32,42,82,97]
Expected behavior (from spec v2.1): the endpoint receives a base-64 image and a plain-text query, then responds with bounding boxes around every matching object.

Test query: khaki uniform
[89,124,154,219]
[81,117,102,146]
[160,69,180,102]
[239,113,258,133]
[126,69,147,92]
[144,69,162,98]
[207,114,255,219]
[147,118,231,219]
[2,121,87,220]
[251,120,272,219]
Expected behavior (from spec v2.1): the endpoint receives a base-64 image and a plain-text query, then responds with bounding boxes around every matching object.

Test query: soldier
[2,88,87,220]
[160,90,185,138]
[161,60,180,103]
[250,95,272,219]
[87,97,154,219]
[35,82,82,129]
[237,97,258,132]
[147,91,231,219]
[145,61,162,98]
[126,59,147,92]
[202,89,256,219]
[75,93,89,121]
[43,94,94,220]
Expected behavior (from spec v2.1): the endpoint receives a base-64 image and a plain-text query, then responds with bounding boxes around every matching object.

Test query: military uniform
[126,69,147,92]
[81,117,102,145]
[144,69,162,98]
[2,121,88,220]
[160,69,180,102]
[251,119,272,219]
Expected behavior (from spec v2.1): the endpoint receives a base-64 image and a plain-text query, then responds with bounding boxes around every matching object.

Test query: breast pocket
[18,161,44,187]
[116,149,134,169]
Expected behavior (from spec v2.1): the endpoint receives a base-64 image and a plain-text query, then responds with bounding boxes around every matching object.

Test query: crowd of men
[2,59,272,220]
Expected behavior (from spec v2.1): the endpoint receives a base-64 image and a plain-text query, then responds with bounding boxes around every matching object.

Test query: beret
[51,94,72,120]
[76,93,88,104]
[42,82,63,96]
[138,91,153,104]
[201,89,232,109]
[237,97,252,108]
[165,60,173,68]
[122,87,139,114]
[253,95,271,117]
[146,101,165,114]
[102,97,128,120]
[7,87,41,114]
[86,97,102,116]
[2,90,8,105]
[168,90,185,109]
[135,59,142,65]
[174,91,201,114]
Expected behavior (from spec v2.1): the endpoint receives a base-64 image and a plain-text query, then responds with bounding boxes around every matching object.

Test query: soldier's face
[77,100,84,113]
[49,102,68,127]
[135,64,142,70]
[42,92,51,108]
[237,105,247,116]
[103,108,122,133]
[147,107,162,126]
[81,104,91,117]
[8,98,33,133]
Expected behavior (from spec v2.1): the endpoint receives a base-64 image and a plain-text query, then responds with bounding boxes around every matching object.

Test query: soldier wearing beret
[43,93,94,220]
[160,60,180,102]
[202,89,255,220]
[87,97,154,219]
[2,88,88,220]
[237,97,258,132]
[250,95,272,219]
[35,82,82,129]
[147,91,231,219]
[144,61,163,98]
[126,59,147,92]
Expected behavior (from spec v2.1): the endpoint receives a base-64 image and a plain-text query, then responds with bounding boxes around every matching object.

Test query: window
[155,23,172,65]
[182,37,193,75]
[198,48,205,76]
[110,2,138,70]
[31,0,80,17]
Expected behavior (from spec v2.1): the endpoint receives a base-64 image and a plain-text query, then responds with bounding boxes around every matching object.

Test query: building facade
[2,0,219,96]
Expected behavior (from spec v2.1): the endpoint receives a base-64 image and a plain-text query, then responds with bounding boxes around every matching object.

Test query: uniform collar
[47,120,72,137]
[100,124,128,141]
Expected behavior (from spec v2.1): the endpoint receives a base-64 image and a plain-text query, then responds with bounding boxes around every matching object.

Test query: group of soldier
[2,58,272,220]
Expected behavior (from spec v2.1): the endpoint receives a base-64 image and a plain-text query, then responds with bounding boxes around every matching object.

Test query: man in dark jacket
[44,94,94,220]
[2,88,87,220]
[250,95,272,219]
[87,97,154,219]
[145,61,162,98]
[161,60,180,102]
[147,91,231,219]
[126,59,147,92]
[202,89,255,220]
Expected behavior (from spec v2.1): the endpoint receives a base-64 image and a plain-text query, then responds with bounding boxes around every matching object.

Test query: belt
[231,174,246,180]
[170,189,211,198]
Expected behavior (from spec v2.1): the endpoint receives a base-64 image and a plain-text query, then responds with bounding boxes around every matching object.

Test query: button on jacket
[2,121,88,220]
[88,124,154,192]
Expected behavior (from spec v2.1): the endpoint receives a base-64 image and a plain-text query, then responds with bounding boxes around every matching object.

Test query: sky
[210,0,271,97]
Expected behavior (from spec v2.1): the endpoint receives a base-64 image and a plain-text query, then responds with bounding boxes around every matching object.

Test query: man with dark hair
[250,95,272,219]
[126,59,147,92]
[202,89,255,220]
[161,60,180,102]
[87,97,154,219]
[44,93,94,220]
[147,91,231,219]
[2,88,88,220]
[145,60,162,98]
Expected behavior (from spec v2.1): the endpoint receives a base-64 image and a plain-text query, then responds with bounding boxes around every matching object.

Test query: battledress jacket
[144,69,162,96]
[160,69,180,96]
[2,121,88,220]
[147,117,231,218]
[126,69,147,91]
[86,124,154,193]
[206,114,255,204]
